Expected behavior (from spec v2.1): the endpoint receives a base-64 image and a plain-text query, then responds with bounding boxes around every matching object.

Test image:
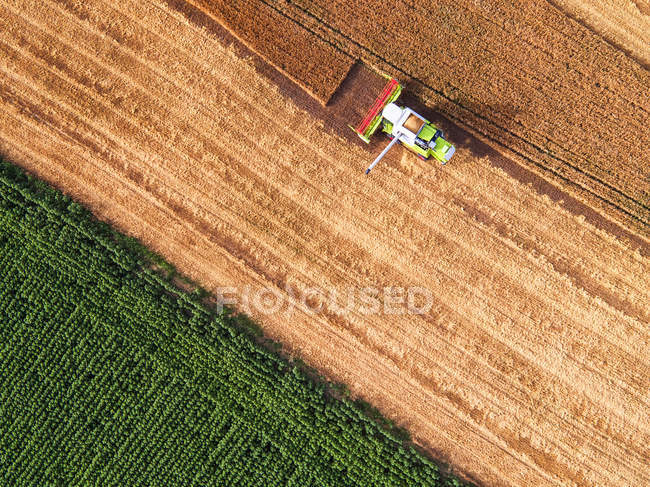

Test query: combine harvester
[353,78,455,174]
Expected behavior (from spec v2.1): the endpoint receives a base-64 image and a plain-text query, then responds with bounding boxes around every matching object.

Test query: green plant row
[0,161,471,486]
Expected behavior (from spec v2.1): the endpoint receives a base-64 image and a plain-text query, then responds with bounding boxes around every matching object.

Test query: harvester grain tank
[353,78,455,174]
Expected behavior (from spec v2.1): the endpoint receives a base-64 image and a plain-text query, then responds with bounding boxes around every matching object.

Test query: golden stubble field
[0,1,648,486]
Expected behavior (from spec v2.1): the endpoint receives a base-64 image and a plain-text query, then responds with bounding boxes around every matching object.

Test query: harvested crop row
[183,0,354,104]
[204,0,650,235]
[0,1,648,486]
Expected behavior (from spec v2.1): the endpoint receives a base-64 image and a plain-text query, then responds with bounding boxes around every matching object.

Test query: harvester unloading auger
[352,77,455,174]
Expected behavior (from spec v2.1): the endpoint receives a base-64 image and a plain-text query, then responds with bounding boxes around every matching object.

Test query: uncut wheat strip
[336,6,648,214]
[282,0,650,127]
[456,0,647,189]
[274,0,638,200]
[469,0,648,118]
[190,0,354,104]
[473,0,648,109]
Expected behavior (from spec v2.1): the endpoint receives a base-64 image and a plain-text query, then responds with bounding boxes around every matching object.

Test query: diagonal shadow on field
[400,82,522,163]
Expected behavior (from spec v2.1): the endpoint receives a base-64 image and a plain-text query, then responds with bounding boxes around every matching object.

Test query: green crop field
[0,161,469,486]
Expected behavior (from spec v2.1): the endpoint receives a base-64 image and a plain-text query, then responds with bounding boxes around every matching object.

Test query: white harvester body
[382,103,425,147]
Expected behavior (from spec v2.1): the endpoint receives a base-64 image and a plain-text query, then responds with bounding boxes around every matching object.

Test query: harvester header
[354,78,402,143]
[352,77,455,174]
